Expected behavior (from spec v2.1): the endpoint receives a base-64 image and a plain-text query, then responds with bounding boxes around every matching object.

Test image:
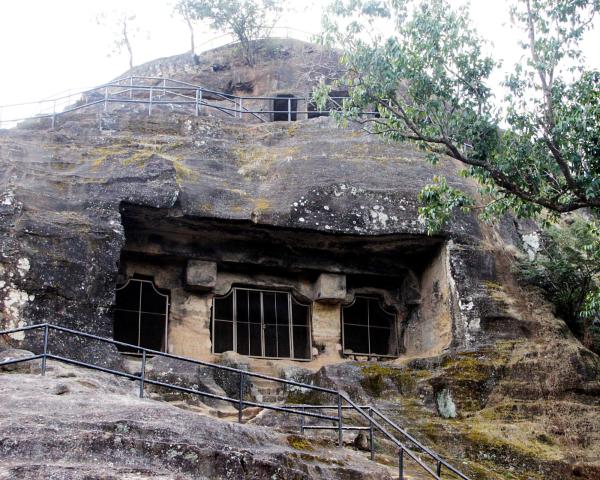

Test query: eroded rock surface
[0,362,393,480]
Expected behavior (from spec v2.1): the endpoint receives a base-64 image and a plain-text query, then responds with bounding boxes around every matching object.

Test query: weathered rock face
[255,349,600,480]
[125,38,344,100]
[0,42,496,368]
[0,126,179,365]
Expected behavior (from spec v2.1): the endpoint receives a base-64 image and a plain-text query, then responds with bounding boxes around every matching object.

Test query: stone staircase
[248,362,287,403]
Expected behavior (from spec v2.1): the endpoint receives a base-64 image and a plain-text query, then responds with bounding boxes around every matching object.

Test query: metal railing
[0,75,377,129]
[0,323,472,480]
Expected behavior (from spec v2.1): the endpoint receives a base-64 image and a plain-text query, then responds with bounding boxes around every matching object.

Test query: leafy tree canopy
[319,0,600,232]
[181,0,283,66]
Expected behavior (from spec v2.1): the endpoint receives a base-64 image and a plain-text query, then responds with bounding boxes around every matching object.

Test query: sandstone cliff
[1,39,599,479]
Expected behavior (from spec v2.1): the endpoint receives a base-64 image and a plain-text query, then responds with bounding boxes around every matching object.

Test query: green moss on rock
[359,363,430,397]
[287,435,314,451]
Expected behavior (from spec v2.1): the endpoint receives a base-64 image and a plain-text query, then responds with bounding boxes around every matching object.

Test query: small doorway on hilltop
[273,94,297,121]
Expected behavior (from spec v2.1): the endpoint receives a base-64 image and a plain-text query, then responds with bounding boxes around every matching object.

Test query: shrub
[517,218,600,353]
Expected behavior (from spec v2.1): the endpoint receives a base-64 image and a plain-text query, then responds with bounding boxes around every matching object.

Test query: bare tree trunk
[186,17,195,55]
[122,19,134,70]
[240,36,254,66]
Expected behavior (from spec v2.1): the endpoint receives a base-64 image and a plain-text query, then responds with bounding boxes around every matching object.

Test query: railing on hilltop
[193,27,319,54]
[0,323,473,480]
[0,75,377,129]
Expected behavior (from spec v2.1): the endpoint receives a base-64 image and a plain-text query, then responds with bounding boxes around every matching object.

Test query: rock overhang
[120,202,445,277]
[2,112,482,244]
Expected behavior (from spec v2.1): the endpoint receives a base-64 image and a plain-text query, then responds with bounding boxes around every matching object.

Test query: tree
[173,0,200,57]
[96,10,141,70]
[184,0,283,66]
[319,0,600,232]
[517,218,600,352]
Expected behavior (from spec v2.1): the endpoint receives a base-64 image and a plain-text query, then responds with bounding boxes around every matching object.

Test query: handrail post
[288,98,291,122]
[238,372,245,423]
[437,460,442,476]
[337,393,343,447]
[139,349,146,398]
[149,87,153,116]
[369,406,375,461]
[300,405,305,434]
[104,86,108,112]
[195,89,202,116]
[129,76,133,99]
[41,324,49,376]
[162,78,166,95]
[51,100,56,130]
[239,98,243,119]
[399,447,404,480]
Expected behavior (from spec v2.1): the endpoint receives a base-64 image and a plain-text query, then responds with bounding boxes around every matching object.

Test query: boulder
[0,348,36,373]
[213,351,251,399]
[354,432,370,451]
[146,355,230,409]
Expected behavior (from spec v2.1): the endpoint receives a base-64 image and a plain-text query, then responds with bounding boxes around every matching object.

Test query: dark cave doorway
[113,277,170,354]
[273,94,297,121]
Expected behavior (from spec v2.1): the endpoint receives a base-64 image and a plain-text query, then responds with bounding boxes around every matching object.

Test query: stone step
[249,362,279,373]
[256,393,284,401]
[260,395,286,403]
[251,377,282,387]
[255,386,284,395]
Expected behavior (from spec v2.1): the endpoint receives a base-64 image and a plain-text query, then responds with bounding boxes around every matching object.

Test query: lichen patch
[3,286,33,340]
[17,258,30,277]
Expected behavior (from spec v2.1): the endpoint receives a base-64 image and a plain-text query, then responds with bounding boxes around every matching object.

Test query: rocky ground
[277,338,600,480]
[3,331,598,480]
[0,360,396,480]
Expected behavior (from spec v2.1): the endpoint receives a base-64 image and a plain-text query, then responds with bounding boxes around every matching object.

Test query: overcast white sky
[0,0,598,121]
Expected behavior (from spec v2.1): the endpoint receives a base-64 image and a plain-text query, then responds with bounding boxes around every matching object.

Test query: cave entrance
[119,204,449,361]
[273,94,297,121]
[212,287,311,360]
[114,277,169,354]
[341,296,397,357]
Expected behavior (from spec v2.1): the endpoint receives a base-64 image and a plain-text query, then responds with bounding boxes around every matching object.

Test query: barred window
[213,287,311,360]
[342,296,397,357]
[114,278,169,354]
